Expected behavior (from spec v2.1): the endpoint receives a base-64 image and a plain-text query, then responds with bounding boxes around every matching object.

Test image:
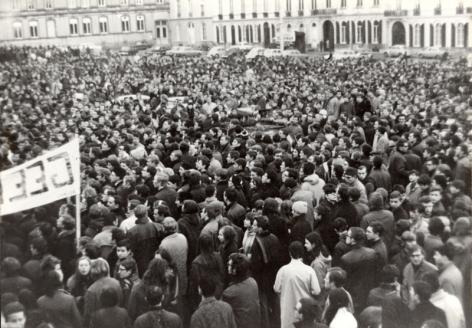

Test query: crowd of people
[0,45,471,328]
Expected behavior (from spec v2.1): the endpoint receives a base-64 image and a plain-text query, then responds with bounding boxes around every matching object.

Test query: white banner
[0,139,80,216]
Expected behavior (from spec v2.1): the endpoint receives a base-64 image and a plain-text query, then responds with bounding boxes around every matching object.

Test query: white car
[331,50,362,60]
[282,49,302,56]
[246,47,265,59]
[384,45,409,57]
[264,49,283,57]
[166,46,203,56]
[207,46,227,57]
[418,47,445,59]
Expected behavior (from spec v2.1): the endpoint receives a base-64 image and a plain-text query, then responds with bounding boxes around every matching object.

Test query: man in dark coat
[388,139,410,187]
[127,205,160,277]
[224,188,247,229]
[341,227,379,314]
[178,200,202,270]
[154,172,179,219]
[289,201,312,244]
[410,281,447,328]
[222,253,261,328]
[315,184,339,253]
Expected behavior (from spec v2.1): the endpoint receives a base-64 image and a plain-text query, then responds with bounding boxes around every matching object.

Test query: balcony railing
[384,9,407,16]
[252,12,257,18]
[286,11,291,16]
[274,11,280,17]
[434,7,441,15]
[298,10,303,16]
[413,7,420,15]
[263,12,268,17]
[311,8,337,15]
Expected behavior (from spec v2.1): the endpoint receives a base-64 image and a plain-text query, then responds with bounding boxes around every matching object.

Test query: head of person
[380,264,400,284]
[432,244,455,270]
[198,275,217,298]
[389,191,402,209]
[145,285,164,307]
[366,222,384,242]
[325,288,351,325]
[218,225,237,246]
[90,258,110,281]
[1,257,22,278]
[162,217,178,235]
[409,245,425,267]
[304,231,324,256]
[118,257,137,280]
[347,227,365,246]
[295,297,322,324]
[116,239,132,260]
[44,270,63,297]
[292,201,308,217]
[3,301,25,327]
[288,241,305,260]
[100,287,120,308]
[227,253,250,281]
[412,280,433,305]
[325,267,347,290]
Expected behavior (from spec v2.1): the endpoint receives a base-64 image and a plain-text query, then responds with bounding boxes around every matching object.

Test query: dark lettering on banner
[26,161,48,195]
[47,152,74,187]
[7,170,27,202]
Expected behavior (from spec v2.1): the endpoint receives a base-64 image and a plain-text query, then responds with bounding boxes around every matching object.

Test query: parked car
[331,49,362,60]
[282,49,303,56]
[418,47,445,59]
[166,46,203,56]
[384,45,410,57]
[264,49,283,57]
[246,47,265,60]
[147,45,171,54]
[207,46,228,57]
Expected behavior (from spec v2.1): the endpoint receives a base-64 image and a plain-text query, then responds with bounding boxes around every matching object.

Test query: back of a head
[134,204,148,220]
[90,258,110,281]
[381,264,400,284]
[350,227,366,244]
[421,271,440,293]
[413,280,432,302]
[145,285,164,307]
[198,233,214,254]
[368,192,384,210]
[288,241,305,259]
[100,287,119,308]
[328,267,347,287]
[198,275,217,298]
[328,288,350,309]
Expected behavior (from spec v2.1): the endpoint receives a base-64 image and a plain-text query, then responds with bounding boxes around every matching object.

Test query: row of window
[12,15,149,39]
[12,0,165,10]
[412,23,466,47]
[220,0,381,14]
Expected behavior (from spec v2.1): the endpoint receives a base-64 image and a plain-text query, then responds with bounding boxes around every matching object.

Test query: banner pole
[75,135,81,250]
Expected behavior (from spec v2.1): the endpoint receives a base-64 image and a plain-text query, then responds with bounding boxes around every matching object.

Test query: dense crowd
[0,45,471,328]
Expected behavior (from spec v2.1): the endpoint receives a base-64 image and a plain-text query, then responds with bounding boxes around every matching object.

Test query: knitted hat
[292,201,308,215]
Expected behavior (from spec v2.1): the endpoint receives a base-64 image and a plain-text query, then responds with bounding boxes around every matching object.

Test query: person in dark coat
[133,285,183,328]
[314,184,338,253]
[410,281,447,328]
[360,192,395,249]
[224,188,247,229]
[83,258,123,327]
[250,215,282,328]
[190,275,237,328]
[55,214,77,280]
[178,200,202,270]
[333,185,360,228]
[388,139,410,187]
[341,227,379,314]
[0,257,32,295]
[222,253,261,328]
[89,287,132,328]
[127,205,161,277]
[263,198,290,254]
[290,201,312,244]
[154,172,179,219]
[294,297,328,328]
[37,270,82,328]
[368,156,392,192]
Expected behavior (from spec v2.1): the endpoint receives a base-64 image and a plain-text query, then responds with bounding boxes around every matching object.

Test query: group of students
[0,45,471,328]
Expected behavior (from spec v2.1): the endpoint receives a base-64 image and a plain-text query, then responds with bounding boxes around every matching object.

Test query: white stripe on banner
[0,139,80,216]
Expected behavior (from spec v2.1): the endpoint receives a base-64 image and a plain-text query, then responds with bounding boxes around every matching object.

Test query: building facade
[0,0,170,47]
[168,0,471,50]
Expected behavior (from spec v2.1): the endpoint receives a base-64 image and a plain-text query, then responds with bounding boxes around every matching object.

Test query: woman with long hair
[324,288,357,328]
[188,233,225,314]
[241,212,257,258]
[127,257,178,321]
[37,270,82,328]
[66,256,94,313]
[218,225,238,286]
[304,231,332,290]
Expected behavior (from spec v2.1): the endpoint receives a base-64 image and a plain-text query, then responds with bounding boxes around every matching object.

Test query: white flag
[0,139,80,216]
